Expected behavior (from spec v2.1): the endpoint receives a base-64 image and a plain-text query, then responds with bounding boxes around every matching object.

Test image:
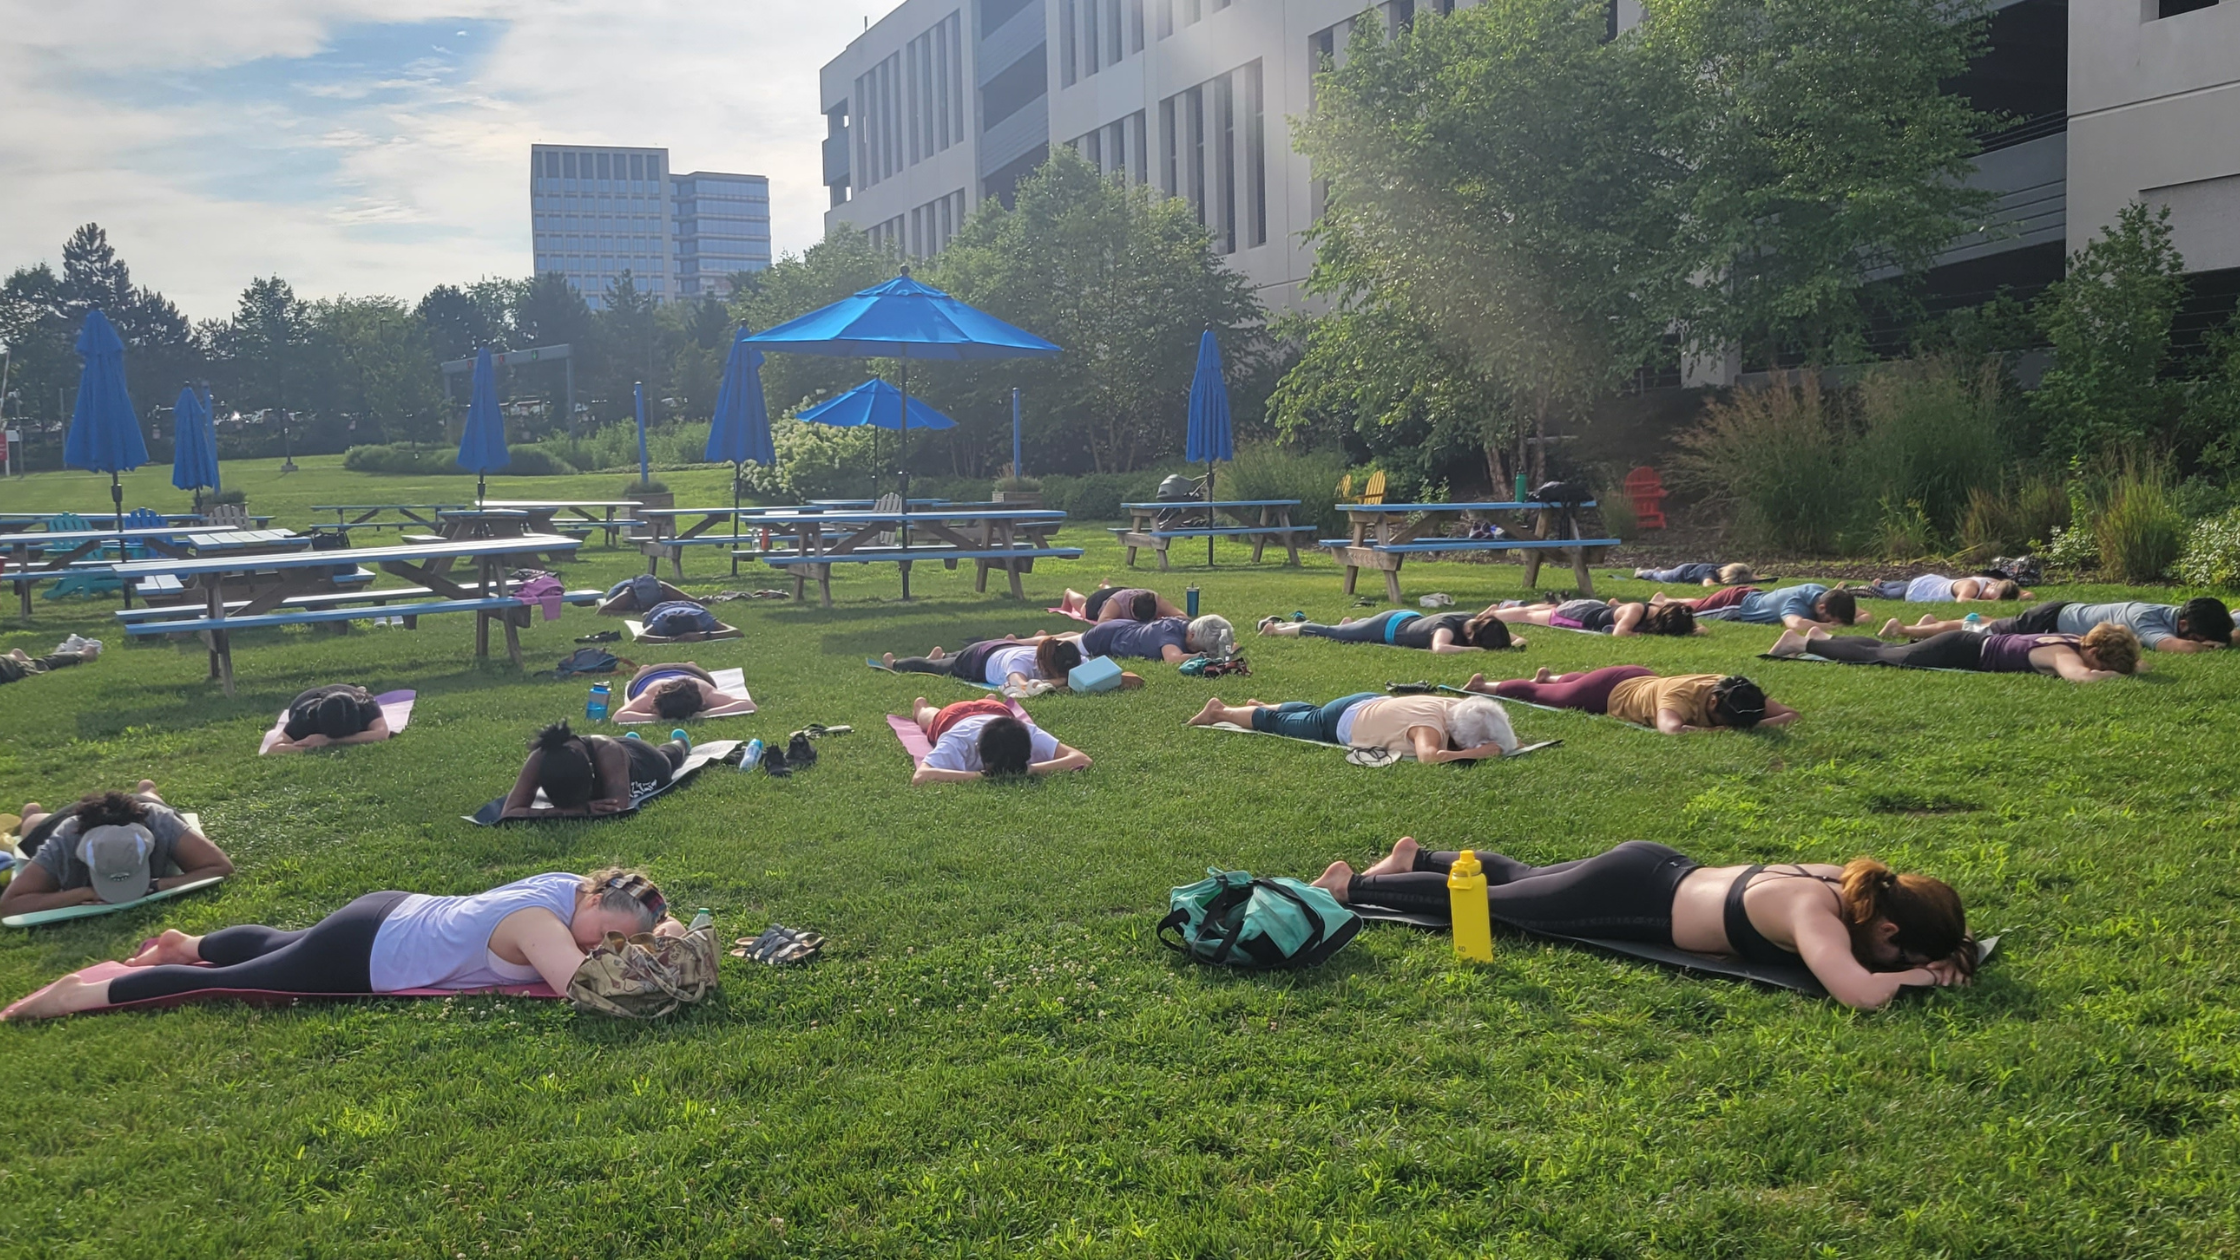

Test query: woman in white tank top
[6,868,682,1021]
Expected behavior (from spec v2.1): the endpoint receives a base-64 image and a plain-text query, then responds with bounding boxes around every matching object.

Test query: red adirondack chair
[1622,467,1668,529]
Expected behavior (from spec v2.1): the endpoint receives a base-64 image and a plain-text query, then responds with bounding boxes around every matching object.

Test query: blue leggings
[1299,611,1414,644]
[1636,563,1719,584]
[1251,693,1378,744]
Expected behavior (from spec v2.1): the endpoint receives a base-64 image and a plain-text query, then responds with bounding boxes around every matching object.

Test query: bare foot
[1361,836,1421,877]
[1878,617,1903,639]
[1769,629,1810,658]
[1532,666,1554,683]
[2,974,108,1021]
[1462,672,1489,693]
[1118,672,1145,690]
[124,929,201,967]
[138,780,157,797]
[1805,625,1832,643]
[1312,861,1354,900]
[1187,698,1228,727]
[1915,614,1939,626]
[882,652,897,667]
[928,646,947,660]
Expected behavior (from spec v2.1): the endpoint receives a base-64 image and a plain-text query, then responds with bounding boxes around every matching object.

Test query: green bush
[1220,442,1350,538]
[539,422,718,474]
[342,443,574,476]
[623,478,670,496]
[2176,506,2240,590]
[1671,374,1848,553]
[1873,497,1938,560]
[210,488,248,507]
[1849,357,2008,537]
[1958,475,2068,559]
[2095,462,2186,582]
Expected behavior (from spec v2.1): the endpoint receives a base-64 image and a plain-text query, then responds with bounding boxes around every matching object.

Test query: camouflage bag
[565,921,720,1019]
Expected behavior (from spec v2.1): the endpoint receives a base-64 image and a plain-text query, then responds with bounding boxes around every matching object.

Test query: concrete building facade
[530,144,771,309]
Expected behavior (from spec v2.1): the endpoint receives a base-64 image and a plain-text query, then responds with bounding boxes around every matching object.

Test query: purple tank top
[1980,632,2077,673]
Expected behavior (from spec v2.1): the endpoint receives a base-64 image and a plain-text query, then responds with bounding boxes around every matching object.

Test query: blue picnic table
[1,526,311,617]
[733,507,1078,605]
[1114,499,1311,569]
[1325,500,1617,600]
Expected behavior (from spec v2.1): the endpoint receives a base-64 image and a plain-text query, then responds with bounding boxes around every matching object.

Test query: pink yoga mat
[258,690,415,755]
[3,958,558,1020]
[886,699,1030,766]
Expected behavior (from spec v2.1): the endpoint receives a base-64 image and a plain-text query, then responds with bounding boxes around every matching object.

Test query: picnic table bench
[1113,499,1313,569]
[2,527,313,617]
[1323,500,1619,601]
[746,507,1080,606]
[109,533,587,693]
[476,498,642,545]
[636,506,820,576]
[311,503,472,532]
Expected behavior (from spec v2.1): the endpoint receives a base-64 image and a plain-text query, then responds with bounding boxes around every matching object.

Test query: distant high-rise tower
[529,144,771,309]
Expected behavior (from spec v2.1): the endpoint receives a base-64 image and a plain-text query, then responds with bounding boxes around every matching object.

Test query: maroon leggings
[1692,585,1757,613]
[1490,665,1656,714]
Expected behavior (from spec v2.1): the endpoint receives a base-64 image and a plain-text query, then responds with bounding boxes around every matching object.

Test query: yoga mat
[887,700,1031,766]
[1756,652,1974,673]
[1434,683,1658,728]
[4,876,227,928]
[1350,904,2000,998]
[864,656,1003,692]
[1193,721,1558,767]
[625,619,744,644]
[2,958,558,1020]
[464,740,742,825]
[259,690,416,755]
[614,668,756,722]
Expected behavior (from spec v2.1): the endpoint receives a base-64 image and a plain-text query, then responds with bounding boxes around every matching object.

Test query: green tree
[1643,0,1995,367]
[312,296,446,447]
[2033,202,2188,461]
[209,277,311,446]
[1293,0,1687,483]
[732,230,893,418]
[512,273,594,431]
[416,284,502,363]
[928,149,1262,474]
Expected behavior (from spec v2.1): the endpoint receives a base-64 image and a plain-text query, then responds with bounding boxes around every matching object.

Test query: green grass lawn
[2,461,2237,1256]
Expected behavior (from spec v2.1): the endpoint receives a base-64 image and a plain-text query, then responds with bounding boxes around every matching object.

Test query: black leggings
[1348,840,1696,944]
[106,891,408,1003]
[1809,630,1984,670]
[889,641,1002,680]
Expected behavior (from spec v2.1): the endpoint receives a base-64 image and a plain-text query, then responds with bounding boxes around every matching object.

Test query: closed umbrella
[1185,329,1234,567]
[454,346,508,505]
[634,381,651,489]
[706,328,776,566]
[170,384,220,514]
[746,268,1059,598]
[62,309,148,605]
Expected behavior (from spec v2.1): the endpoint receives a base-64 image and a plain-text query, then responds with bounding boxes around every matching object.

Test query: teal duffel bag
[1158,868,1361,970]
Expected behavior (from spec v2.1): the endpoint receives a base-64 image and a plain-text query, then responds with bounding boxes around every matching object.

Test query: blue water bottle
[1185,585,1200,618]
[585,682,610,722]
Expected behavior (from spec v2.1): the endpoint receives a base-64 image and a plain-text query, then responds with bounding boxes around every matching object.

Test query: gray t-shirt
[2056,601,2177,649]
[31,803,189,890]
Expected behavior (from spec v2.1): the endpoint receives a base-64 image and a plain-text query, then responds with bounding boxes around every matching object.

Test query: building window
[1108,0,1125,65]
[1129,0,1146,53]
[1160,98,1179,195]
[1244,61,1265,247]
[1186,84,1206,225]
[1157,0,1174,39]
[982,46,1050,129]
[1185,0,1200,25]
[630,152,645,180]
[2156,0,2219,15]
[1061,0,1078,86]
[1214,72,1236,253]
[597,152,611,179]
[563,151,577,178]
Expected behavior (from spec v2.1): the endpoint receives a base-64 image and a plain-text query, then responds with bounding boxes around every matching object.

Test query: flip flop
[795,723,852,738]
[729,925,824,965]
[574,630,623,643]
[1386,680,1435,694]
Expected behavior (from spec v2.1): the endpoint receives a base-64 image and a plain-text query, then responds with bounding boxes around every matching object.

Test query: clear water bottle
[739,738,764,772]
[1963,612,1985,633]
[585,682,610,721]
[688,907,712,933]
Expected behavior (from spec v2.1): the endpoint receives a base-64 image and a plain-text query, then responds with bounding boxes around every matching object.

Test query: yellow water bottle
[1447,849,1494,963]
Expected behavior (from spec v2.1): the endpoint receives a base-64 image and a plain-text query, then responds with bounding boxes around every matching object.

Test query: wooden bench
[1325,500,1618,600]
[760,545,1084,605]
[640,532,804,580]
[1113,499,1309,569]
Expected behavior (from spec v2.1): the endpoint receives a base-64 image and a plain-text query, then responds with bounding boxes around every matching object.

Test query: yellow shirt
[1606,673,1721,729]
[1345,695,1454,754]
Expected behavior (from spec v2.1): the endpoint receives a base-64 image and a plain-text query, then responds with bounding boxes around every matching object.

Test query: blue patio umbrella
[1185,329,1234,566]
[745,268,1059,597]
[798,379,957,502]
[454,346,508,505]
[634,381,650,487]
[169,384,220,512]
[63,309,148,603]
[706,328,775,561]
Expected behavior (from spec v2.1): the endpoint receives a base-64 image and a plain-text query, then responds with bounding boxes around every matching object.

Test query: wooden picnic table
[1114,499,1310,570]
[107,533,583,693]
[311,503,471,531]
[804,498,954,509]
[1326,500,1615,601]
[745,507,1077,606]
[2,527,311,617]
[477,499,641,544]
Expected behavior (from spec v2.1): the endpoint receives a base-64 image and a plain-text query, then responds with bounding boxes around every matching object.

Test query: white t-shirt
[1334,705,1364,746]
[367,872,581,992]
[924,714,1062,773]
[982,644,1041,685]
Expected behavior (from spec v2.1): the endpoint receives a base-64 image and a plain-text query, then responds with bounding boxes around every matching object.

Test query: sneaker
[760,744,791,777]
[670,728,691,750]
[1420,593,1455,608]
[786,732,816,769]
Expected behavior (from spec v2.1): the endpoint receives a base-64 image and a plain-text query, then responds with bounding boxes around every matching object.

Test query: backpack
[645,601,717,637]
[1159,868,1360,970]
[552,647,626,677]
[565,921,721,1019]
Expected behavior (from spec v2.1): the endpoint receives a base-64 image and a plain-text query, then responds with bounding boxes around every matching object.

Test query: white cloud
[0,0,874,321]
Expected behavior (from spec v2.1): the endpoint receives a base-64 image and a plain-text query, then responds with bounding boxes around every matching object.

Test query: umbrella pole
[731,462,742,577]
[899,361,911,601]
[1206,460,1215,568]
[114,473,131,609]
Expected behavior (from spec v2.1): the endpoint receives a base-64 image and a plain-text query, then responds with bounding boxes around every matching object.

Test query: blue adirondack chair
[39,510,124,599]
[120,506,173,558]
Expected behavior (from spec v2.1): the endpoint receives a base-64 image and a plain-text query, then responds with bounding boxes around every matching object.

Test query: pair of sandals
[751,724,853,777]
[730,924,824,965]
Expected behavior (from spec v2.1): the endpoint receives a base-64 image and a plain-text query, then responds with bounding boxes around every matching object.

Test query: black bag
[552,648,625,677]
[1530,480,1592,506]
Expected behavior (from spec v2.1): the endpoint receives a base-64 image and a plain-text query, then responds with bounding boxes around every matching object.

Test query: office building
[818,0,2240,330]
[529,144,772,309]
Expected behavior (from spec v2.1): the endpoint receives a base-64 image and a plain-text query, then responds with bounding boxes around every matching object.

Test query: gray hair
[1447,697,1518,755]
[1186,614,1235,659]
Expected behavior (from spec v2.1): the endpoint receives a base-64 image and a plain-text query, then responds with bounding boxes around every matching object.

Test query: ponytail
[1839,857,1975,977]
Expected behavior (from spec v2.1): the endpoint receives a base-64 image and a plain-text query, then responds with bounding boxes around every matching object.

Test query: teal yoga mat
[4,876,227,928]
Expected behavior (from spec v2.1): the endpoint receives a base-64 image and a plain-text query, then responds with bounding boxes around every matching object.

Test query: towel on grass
[1192,721,1558,767]
[1350,905,1999,998]
[864,656,1002,692]
[258,690,416,755]
[614,668,755,722]
[886,700,1031,766]
[1,957,558,1019]
[625,619,744,644]
[464,740,742,825]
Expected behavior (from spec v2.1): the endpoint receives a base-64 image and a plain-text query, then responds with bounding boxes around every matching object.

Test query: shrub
[1671,373,1848,553]
[1597,487,1639,542]
[342,443,574,476]
[540,422,718,473]
[1958,475,2069,559]
[1850,356,2008,537]
[2176,506,2240,590]
[2095,461,2185,583]
[994,475,1042,492]
[1221,442,1350,538]
[623,477,670,495]
[210,488,248,507]
[1873,497,1938,560]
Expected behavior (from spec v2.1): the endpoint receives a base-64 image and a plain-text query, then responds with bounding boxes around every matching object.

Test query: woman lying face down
[1186,692,1520,763]
[1314,836,1975,1009]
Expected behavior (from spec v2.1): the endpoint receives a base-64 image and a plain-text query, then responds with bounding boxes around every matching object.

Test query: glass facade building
[529,145,771,308]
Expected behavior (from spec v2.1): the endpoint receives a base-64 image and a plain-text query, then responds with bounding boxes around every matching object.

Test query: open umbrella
[63,309,148,605]
[746,268,1059,598]
[1185,329,1234,567]
[170,384,220,514]
[798,379,958,503]
[454,346,508,505]
[706,328,776,567]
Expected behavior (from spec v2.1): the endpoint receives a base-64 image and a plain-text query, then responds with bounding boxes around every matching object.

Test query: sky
[0,0,875,322]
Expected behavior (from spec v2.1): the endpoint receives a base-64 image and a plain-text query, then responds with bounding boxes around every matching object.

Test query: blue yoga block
[1069,655,1125,693]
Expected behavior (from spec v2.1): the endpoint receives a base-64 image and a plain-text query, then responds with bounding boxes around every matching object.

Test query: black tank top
[582,735,674,799]
[1724,865,1841,964]
[1393,612,1472,650]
